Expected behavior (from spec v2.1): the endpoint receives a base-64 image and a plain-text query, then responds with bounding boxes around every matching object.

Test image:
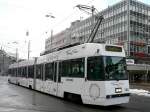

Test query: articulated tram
[8,43,130,106]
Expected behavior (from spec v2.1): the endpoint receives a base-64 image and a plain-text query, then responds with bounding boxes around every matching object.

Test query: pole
[16,48,18,62]
[15,48,18,83]
[28,40,30,60]
[26,40,30,78]
[45,13,55,52]
[26,30,30,78]
[51,30,53,51]
[2,51,4,75]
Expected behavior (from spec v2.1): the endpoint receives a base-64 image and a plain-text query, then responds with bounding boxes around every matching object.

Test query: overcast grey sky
[0,0,149,59]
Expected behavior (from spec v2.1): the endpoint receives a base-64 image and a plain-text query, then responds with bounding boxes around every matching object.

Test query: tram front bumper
[82,93,130,106]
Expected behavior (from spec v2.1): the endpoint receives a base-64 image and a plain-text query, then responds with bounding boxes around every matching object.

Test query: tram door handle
[85,77,87,82]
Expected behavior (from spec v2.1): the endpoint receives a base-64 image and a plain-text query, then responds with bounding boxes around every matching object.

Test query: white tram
[8,43,130,106]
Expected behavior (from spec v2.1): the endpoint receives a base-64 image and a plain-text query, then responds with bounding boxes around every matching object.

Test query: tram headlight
[115,88,122,93]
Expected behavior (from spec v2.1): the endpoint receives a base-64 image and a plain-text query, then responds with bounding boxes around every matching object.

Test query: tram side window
[20,67,24,77]
[8,69,11,75]
[9,69,12,76]
[72,58,84,77]
[22,67,26,78]
[62,58,84,78]
[8,69,10,74]
[59,62,63,82]
[36,64,43,80]
[20,68,23,77]
[28,66,34,78]
[11,68,14,76]
[13,68,16,77]
[12,69,14,76]
[87,56,105,80]
[18,68,21,77]
[11,69,13,75]
[21,68,23,77]
[11,69,14,76]
[53,63,57,82]
[11,69,13,76]
[21,67,24,77]
[45,63,54,80]
[61,60,69,77]
[14,68,17,77]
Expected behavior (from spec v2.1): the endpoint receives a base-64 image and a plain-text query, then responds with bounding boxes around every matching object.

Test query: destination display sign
[105,46,122,52]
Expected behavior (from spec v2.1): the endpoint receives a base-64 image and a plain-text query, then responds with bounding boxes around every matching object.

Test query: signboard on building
[126,59,134,65]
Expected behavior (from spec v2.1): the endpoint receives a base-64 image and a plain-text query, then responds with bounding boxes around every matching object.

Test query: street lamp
[45,13,55,52]
[26,30,30,60]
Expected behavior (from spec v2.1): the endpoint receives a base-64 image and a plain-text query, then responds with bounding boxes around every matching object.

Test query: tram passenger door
[82,57,90,98]
[51,62,57,96]
[56,61,63,97]
[52,61,63,97]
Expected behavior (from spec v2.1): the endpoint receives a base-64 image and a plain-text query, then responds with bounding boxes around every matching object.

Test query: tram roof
[9,43,125,68]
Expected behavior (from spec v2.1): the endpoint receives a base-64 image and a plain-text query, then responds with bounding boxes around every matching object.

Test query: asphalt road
[0,77,150,112]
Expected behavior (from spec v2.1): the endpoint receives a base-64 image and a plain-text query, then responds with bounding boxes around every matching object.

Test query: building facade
[45,28,70,53]
[45,0,150,63]
[0,50,16,75]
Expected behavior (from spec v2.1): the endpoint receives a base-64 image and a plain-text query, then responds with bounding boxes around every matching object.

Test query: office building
[45,0,150,63]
